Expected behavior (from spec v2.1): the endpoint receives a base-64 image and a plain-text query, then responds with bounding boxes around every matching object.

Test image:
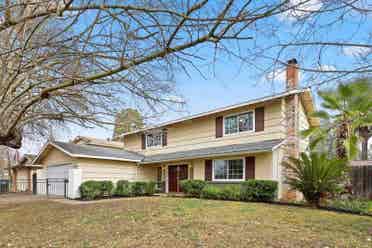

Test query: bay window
[213,159,244,181]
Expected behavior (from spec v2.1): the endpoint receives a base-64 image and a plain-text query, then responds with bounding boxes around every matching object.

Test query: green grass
[0,197,371,247]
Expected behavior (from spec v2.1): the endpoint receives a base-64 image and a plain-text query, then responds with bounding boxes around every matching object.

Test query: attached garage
[32,141,156,199]
[47,164,73,179]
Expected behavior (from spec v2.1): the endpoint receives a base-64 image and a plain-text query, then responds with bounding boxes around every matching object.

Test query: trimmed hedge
[80,181,104,200]
[180,180,207,197]
[201,185,222,199]
[240,180,278,202]
[100,181,114,197]
[80,180,156,200]
[144,181,156,196]
[219,185,241,201]
[114,180,131,197]
[183,179,277,202]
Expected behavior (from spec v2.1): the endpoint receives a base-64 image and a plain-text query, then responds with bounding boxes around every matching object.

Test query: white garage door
[46,164,72,196]
[47,164,72,179]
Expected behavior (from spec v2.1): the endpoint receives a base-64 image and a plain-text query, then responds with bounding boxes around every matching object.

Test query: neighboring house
[0,146,20,180]
[11,154,41,192]
[33,59,319,199]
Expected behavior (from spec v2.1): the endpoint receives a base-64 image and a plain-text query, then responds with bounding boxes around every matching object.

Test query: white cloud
[163,94,185,104]
[318,64,336,72]
[343,46,371,57]
[278,0,323,22]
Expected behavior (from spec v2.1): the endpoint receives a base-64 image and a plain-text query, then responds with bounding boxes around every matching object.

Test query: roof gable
[33,141,143,164]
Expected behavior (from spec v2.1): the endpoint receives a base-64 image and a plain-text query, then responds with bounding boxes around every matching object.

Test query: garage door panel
[46,165,72,196]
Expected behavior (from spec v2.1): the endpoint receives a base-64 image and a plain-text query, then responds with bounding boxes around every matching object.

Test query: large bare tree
[0,0,370,148]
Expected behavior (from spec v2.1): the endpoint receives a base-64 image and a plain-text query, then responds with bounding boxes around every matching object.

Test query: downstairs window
[212,159,244,181]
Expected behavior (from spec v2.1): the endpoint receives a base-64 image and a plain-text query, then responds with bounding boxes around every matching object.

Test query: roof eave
[32,142,142,164]
[140,148,274,165]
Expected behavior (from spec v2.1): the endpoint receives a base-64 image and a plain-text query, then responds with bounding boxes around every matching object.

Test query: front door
[168,165,188,192]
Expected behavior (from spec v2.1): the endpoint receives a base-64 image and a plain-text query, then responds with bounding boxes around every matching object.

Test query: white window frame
[223,110,255,136]
[145,131,163,149]
[212,158,245,182]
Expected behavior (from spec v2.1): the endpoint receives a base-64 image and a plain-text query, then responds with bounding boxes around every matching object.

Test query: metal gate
[0,179,9,193]
[33,178,69,198]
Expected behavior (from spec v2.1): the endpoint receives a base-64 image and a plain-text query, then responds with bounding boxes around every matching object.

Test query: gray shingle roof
[142,139,283,163]
[53,141,144,162]
[48,139,283,164]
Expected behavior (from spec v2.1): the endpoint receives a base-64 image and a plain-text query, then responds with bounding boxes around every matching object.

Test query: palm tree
[304,78,372,160]
[283,152,347,207]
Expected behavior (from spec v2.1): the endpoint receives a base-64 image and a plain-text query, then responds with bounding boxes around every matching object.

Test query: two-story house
[33,59,319,199]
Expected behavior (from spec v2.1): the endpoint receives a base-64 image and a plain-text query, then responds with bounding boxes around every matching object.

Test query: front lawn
[0,197,371,247]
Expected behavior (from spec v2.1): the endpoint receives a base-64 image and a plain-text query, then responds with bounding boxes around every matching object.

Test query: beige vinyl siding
[124,100,285,155]
[16,169,29,180]
[38,147,73,167]
[185,152,274,181]
[76,158,157,183]
[192,159,205,180]
[299,101,310,152]
[255,152,273,180]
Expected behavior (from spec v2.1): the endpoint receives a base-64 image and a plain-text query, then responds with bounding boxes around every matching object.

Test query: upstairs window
[146,132,162,148]
[224,111,254,135]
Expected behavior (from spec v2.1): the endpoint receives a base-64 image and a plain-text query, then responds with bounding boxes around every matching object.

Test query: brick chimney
[282,58,300,200]
[286,58,299,90]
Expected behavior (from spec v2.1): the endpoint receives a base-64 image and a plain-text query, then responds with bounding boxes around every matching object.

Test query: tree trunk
[335,122,348,159]
[359,126,371,160]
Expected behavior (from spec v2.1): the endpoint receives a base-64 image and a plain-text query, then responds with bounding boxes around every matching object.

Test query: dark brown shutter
[162,129,167,146]
[215,116,223,138]
[255,107,264,132]
[245,156,255,180]
[141,133,146,150]
[205,159,212,181]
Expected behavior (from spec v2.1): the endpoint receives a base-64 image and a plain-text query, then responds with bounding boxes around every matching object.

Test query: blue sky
[20,0,372,154]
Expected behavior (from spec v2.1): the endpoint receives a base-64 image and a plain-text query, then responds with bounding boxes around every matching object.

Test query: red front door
[168,165,188,192]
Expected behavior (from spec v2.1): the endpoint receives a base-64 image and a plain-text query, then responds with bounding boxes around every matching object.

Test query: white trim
[223,110,255,136]
[120,89,309,137]
[272,140,285,151]
[212,157,245,182]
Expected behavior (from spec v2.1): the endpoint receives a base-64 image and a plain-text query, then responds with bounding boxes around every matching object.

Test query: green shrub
[80,181,102,200]
[240,180,277,202]
[144,181,156,195]
[100,181,114,197]
[219,185,241,201]
[283,152,347,207]
[114,180,131,197]
[327,199,371,214]
[201,185,222,199]
[180,180,207,197]
[131,182,147,196]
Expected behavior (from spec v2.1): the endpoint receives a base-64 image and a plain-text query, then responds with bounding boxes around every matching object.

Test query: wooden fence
[351,165,372,199]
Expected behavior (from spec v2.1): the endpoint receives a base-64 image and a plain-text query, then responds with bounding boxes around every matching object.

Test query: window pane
[224,116,238,134]
[214,160,227,180]
[146,132,162,147]
[228,159,243,179]
[239,112,253,132]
